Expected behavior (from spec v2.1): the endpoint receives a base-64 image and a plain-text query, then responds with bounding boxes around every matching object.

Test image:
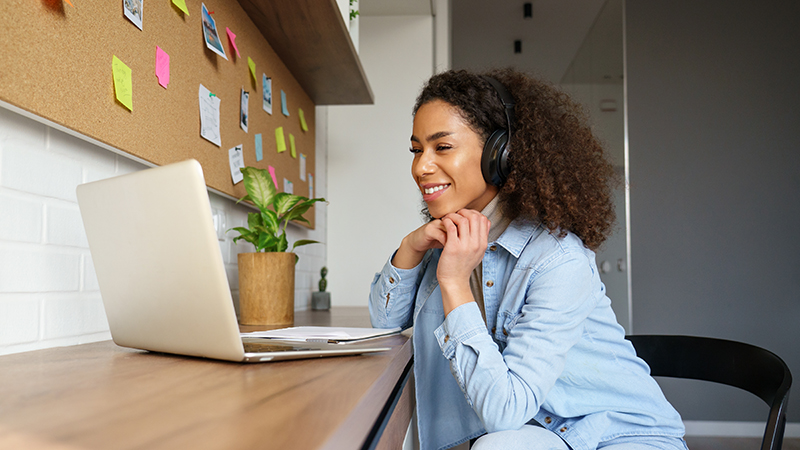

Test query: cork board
[0,0,317,227]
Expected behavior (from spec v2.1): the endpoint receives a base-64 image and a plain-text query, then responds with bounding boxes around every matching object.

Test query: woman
[369,69,687,450]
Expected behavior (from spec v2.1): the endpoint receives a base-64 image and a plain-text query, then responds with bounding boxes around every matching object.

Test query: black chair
[626,335,792,450]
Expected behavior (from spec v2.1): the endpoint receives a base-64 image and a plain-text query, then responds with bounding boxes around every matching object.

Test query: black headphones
[480,76,515,187]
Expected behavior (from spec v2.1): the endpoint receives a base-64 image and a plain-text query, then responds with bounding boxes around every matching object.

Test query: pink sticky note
[155,46,170,88]
[268,166,278,188]
[226,27,240,59]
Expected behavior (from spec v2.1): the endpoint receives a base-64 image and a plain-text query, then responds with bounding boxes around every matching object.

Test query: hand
[437,209,490,286]
[437,209,490,315]
[392,220,447,269]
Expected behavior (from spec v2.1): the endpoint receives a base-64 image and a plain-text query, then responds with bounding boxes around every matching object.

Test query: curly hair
[413,68,618,250]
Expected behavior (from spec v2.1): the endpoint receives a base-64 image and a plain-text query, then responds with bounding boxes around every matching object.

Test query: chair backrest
[626,335,792,450]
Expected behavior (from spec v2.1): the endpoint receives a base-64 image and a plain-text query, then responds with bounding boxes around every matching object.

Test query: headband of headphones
[481,76,516,135]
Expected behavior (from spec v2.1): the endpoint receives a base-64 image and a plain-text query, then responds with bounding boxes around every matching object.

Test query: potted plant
[311,266,330,310]
[229,166,325,326]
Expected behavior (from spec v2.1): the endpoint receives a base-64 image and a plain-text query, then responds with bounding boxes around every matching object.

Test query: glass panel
[560,0,630,332]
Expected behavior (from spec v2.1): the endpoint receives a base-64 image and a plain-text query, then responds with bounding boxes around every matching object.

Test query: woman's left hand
[437,209,491,315]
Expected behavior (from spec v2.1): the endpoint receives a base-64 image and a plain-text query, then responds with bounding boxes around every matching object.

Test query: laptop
[76,159,390,362]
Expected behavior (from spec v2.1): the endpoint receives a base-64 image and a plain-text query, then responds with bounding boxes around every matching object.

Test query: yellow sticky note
[275,127,286,153]
[298,108,308,132]
[172,0,189,14]
[112,55,133,111]
[290,133,296,158]
[247,57,256,82]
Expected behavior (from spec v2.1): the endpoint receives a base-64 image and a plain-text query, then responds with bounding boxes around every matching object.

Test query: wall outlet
[211,208,226,241]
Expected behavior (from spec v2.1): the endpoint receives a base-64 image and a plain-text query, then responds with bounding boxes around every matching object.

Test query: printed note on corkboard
[0,0,317,228]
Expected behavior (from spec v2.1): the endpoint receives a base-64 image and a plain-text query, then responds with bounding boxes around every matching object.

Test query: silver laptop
[76,159,389,362]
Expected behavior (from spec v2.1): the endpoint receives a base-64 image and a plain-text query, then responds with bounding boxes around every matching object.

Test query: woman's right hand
[391,220,447,269]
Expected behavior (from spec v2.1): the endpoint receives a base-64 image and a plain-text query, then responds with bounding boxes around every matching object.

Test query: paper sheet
[124,0,143,30]
[242,326,402,343]
[198,84,221,146]
[240,88,249,133]
[228,145,245,184]
[201,3,227,60]
[262,74,272,114]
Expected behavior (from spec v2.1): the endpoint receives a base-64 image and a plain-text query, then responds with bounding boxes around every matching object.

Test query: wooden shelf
[238,0,374,105]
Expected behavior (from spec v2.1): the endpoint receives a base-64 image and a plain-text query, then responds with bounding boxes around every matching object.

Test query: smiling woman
[368,68,689,450]
[409,100,498,219]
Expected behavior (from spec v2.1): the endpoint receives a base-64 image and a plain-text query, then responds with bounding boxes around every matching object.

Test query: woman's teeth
[424,185,448,194]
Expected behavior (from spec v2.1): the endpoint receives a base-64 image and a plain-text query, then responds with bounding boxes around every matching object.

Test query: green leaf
[241,167,276,211]
[235,194,251,205]
[247,212,264,231]
[291,239,320,251]
[273,193,305,217]
[229,226,251,237]
[257,233,279,252]
[276,233,288,252]
[282,198,325,223]
[260,210,280,234]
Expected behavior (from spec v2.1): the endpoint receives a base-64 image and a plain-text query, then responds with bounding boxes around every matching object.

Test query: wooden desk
[0,307,413,450]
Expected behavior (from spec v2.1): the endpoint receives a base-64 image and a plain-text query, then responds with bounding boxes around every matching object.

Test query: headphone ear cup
[482,129,509,186]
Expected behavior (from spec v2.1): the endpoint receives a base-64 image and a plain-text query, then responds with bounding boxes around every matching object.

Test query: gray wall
[627,0,800,421]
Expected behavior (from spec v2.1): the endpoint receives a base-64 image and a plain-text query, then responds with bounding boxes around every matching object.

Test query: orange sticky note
[275,127,286,153]
[112,55,133,111]
[64,0,74,7]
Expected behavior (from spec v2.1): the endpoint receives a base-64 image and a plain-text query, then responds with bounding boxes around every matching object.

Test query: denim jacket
[369,219,684,450]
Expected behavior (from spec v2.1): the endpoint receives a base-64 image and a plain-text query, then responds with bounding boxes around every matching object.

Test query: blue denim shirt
[369,219,684,450]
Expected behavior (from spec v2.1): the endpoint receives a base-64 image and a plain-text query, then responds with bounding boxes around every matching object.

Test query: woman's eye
[409,147,422,154]
[436,144,452,151]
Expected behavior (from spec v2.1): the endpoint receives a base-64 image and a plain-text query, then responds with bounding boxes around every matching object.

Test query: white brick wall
[0,105,328,356]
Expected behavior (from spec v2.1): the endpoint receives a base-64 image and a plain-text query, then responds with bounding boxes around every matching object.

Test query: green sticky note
[289,133,296,158]
[172,0,189,14]
[111,55,133,111]
[247,57,256,82]
[275,127,287,153]
[298,108,308,132]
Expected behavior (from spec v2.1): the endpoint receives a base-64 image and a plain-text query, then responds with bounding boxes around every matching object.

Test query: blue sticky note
[255,133,263,161]
[281,90,289,116]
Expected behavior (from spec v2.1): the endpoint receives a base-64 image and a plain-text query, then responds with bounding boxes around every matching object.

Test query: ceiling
[359,0,621,85]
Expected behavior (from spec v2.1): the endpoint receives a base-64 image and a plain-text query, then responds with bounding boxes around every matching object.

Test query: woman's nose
[414,149,436,177]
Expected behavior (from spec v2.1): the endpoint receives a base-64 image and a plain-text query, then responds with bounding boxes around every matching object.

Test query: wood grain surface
[0,308,413,450]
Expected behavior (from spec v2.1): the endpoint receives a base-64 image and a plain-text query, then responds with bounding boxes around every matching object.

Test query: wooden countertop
[0,307,412,450]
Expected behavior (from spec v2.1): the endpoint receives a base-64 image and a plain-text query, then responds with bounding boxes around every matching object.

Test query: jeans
[470,425,689,450]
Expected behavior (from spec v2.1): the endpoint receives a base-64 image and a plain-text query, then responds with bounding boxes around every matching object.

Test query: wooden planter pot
[238,252,295,326]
